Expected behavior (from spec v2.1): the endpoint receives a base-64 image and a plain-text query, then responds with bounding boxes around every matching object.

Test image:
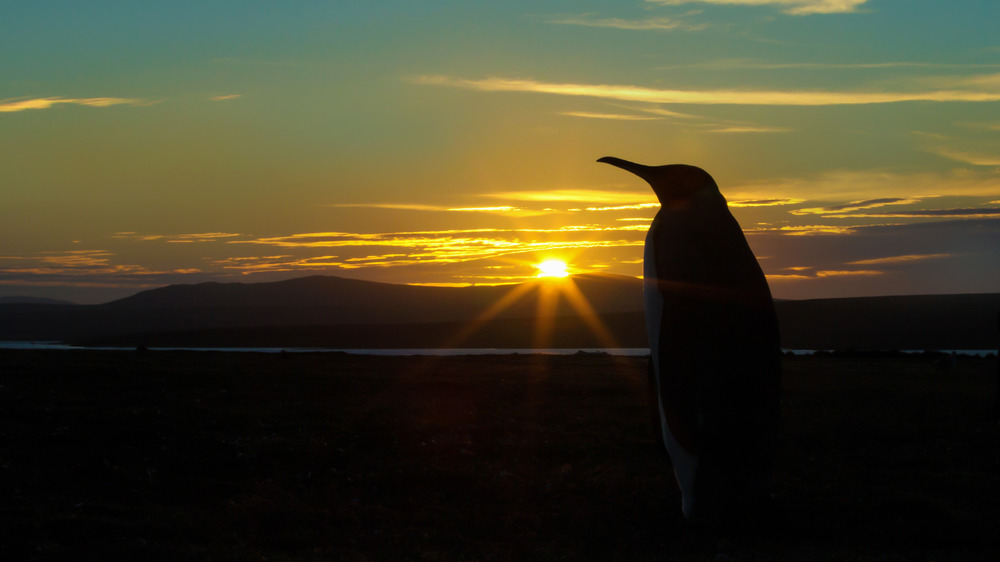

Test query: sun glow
[536,259,569,278]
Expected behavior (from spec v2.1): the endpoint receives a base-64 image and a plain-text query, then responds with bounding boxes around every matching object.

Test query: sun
[535,259,569,278]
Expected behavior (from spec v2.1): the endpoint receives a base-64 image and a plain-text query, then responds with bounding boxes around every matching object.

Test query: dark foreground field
[2,351,998,561]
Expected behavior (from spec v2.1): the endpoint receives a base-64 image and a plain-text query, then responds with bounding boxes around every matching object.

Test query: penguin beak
[597,156,655,184]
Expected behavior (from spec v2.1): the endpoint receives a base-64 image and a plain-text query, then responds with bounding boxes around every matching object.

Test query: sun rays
[535,259,570,278]
[442,257,623,350]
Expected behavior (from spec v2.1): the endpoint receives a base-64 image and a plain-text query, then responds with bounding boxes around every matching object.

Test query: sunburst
[535,259,569,278]
[445,257,622,350]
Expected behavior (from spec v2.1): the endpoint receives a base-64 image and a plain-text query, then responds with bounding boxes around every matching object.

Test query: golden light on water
[536,259,569,278]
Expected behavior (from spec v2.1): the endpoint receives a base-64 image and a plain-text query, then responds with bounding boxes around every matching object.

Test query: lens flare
[536,259,569,278]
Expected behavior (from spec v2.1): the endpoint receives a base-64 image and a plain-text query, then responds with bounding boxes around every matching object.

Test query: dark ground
[1,350,998,560]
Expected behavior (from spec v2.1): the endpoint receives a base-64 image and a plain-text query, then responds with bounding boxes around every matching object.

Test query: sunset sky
[3,0,999,304]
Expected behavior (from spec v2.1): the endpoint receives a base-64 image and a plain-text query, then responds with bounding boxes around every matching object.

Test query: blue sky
[2,0,999,303]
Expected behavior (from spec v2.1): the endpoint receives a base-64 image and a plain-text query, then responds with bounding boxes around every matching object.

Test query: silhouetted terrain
[0,296,75,305]
[1,274,998,349]
[2,351,998,560]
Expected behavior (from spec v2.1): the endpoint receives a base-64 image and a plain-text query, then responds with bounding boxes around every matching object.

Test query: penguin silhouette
[598,156,781,520]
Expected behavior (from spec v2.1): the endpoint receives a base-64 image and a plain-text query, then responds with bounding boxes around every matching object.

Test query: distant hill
[104,274,644,323]
[0,274,644,344]
[774,294,1000,351]
[1,274,998,350]
[0,296,76,305]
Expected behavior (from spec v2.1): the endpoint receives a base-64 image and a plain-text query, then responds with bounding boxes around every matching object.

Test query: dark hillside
[1,274,997,350]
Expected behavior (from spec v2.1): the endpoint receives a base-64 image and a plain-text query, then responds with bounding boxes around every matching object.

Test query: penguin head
[597,156,717,207]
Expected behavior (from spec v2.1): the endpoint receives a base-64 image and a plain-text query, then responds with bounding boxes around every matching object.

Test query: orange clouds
[0,97,150,112]
[414,74,1000,106]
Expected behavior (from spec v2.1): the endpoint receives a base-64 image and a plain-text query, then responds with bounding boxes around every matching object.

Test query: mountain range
[1,274,998,350]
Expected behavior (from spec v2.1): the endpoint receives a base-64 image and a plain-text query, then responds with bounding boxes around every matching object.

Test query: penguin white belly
[644,229,699,517]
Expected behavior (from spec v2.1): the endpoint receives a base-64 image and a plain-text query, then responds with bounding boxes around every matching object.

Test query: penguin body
[599,157,781,519]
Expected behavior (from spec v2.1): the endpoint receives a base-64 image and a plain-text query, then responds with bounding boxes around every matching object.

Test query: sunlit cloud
[331,203,464,212]
[209,94,241,101]
[840,208,1000,218]
[555,224,650,232]
[166,233,244,243]
[847,253,951,266]
[447,206,525,213]
[707,126,793,133]
[213,225,648,277]
[660,59,1000,71]
[774,225,859,235]
[113,232,242,243]
[0,97,150,112]
[545,14,705,31]
[608,103,787,133]
[729,198,805,207]
[0,250,199,279]
[930,147,1000,166]
[584,203,660,211]
[561,111,662,120]
[815,269,883,277]
[3,250,116,269]
[406,282,480,288]
[232,227,647,249]
[413,74,1000,106]
[645,0,869,16]
[214,238,645,275]
[113,232,165,242]
[620,104,701,119]
[791,198,921,215]
[329,202,544,216]
[728,169,1000,200]
[765,273,812,281]
[766,267,882,281]
[481,189,653,204]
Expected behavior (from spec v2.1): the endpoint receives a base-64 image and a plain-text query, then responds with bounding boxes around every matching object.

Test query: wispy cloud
[815,269,883,277]
[772,225,859,235]
[209,94,241,101]
[0,250,198,279]
[113,232,243,243]
[660,59,1000,71]
[929,146,1000,166]
[545,14,705,31]
[729,198,805,207]
[413,75,1000,106]
[707,125,793,133]
[0,96,150,112]
[328,202,546,217]
[600,103,788,134]
[619,104,700,119]
[220,228,646,274]
[481,189,654,204]
[728,169,1000,200]
[835,208,1000,218]
[847,253,952,265]
[231,226,648,249]
[791,198,921,215]
[560,111,662,120]
[584,203,660,212]
[645,0,870,16]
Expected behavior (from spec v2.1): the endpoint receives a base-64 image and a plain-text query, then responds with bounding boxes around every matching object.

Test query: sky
[2,0,999,304]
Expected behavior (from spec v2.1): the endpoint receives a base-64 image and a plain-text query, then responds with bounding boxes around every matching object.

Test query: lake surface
[1,341,996,357]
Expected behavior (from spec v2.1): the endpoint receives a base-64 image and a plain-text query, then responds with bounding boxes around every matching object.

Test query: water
[1,341,996,357]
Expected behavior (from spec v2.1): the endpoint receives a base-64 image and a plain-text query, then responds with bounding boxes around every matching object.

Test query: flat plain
[2,350,998,560]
